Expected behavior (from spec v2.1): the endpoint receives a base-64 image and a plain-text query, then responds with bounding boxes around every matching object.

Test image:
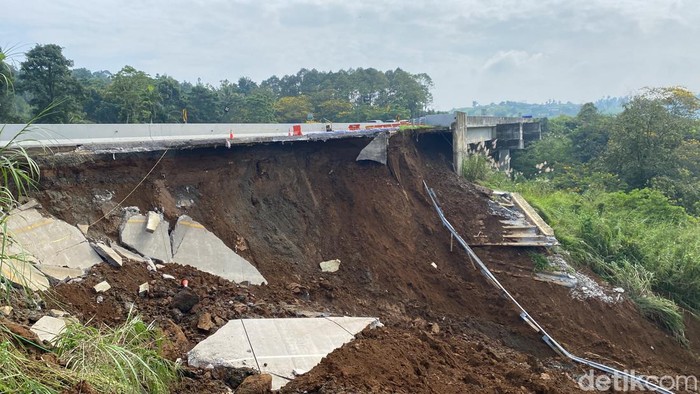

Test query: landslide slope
[35,132,699,393]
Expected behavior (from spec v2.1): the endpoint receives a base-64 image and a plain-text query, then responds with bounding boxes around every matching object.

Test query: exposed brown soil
[6,132,696,392]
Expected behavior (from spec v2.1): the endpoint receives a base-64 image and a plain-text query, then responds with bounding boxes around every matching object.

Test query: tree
[152,75,184,123]
[569,103,611,163]
[237,88,275,123]
[604,93,687,188]
[184,83,220,122]
[18,44,84,122]
[0,47,17,122]
[274,95,313,123]
[105,66,156,123]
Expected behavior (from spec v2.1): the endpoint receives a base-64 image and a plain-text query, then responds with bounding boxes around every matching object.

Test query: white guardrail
[0,122,409,148]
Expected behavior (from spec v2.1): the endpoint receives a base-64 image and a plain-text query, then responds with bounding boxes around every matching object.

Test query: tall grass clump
[54,313,179,394]
[461,141,508,182]
[0,325,76,393]
[512,185,698,342]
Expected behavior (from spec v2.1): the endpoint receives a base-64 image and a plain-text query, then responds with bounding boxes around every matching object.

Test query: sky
[3,0,699,110]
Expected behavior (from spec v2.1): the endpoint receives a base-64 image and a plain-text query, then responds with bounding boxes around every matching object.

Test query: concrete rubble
[91,242,123,267]
[138,282,150,295]
[187,316,379,390]
[93,281,111,293]
[319,259,341,273]
[4,208,102,272]
[36,265,84,281]
[109,242,150,264]
[30,316,67,345]
[120,211,172,263]
[146,211,161,233]
[171,215,267,285]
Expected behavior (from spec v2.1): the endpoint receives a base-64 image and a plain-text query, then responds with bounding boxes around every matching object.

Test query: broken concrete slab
[15,198,41,211]
[356,132,388,165]
[187,317,378,390]
[0,238,50,291]
[109,242,149,264]
[138,282,150,296]
[36,265,84,281]
[146,211,161,233]
[120,213,172,263]
[171,216,266,285]
[4,208,102,271]
[319,259,341,273]
[30,316,67,345]
[93,281,111,293]
[91,242,123,267]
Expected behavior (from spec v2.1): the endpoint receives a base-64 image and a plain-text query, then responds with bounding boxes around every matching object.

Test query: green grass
[0,312,179,394]
[54,312,179,394]
[530,252,551,272]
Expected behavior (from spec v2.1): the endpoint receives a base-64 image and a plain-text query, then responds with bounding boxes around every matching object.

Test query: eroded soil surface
[8,132,696,392]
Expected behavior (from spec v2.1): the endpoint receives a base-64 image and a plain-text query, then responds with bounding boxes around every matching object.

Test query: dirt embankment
[27,133,699,393]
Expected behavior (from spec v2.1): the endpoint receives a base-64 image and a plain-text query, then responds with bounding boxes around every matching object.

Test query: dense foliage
[1,44,434,124]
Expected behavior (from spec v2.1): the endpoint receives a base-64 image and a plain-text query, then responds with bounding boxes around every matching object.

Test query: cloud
[2,0,699,109]
[482,50,544,73]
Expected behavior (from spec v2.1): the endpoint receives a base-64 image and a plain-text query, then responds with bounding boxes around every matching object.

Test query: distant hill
[451,96,627,118]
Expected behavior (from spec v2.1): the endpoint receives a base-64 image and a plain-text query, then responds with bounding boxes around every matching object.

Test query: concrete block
[36,265,84,281]
[4,209,103,270]
[146,211,161,233]
[30,316,67,345]
[92,242,123,267]
[187,317,378,390]
[319,259,341,273]
[120,213,172,263]
[171,216,266,285]
[94,281,111,293]
[138,282,149,295]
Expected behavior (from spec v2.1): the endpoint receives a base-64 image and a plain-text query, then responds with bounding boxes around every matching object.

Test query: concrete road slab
[188,317,378,390]
[4,209,102,270]
[120,212,172,263]
[0,238,50,291]
[171,216,266,285]
[356,132,388,164]
[36,265,83,281]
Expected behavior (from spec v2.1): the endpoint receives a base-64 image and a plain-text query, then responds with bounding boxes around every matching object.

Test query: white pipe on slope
[423,181,673,394]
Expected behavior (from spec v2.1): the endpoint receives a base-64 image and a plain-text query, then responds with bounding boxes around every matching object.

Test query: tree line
[511,86,700,214]
[0,44,434,124]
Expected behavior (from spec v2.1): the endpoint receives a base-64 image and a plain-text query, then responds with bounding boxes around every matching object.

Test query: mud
[10,132,696,392]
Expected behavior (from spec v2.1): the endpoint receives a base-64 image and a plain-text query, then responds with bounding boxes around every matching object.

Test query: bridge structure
[1,112,540,174]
